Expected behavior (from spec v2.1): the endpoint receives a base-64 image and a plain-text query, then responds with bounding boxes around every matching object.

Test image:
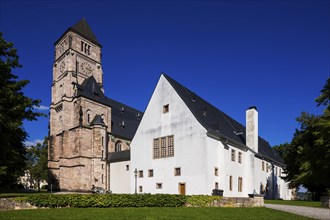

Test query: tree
[26,137,48,191]
[0,32,44,188]
[274,78,330,200]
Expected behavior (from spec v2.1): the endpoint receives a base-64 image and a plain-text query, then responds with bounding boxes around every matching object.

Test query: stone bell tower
[48,19,110,191]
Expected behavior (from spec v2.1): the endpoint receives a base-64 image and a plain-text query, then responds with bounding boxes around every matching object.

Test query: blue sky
[1,0,329,147]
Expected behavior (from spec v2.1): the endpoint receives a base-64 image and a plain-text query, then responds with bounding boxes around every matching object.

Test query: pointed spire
[70,18,101,47]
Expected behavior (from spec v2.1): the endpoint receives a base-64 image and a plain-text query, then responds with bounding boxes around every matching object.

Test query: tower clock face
[81,62,93,75]
[59,61,66,73]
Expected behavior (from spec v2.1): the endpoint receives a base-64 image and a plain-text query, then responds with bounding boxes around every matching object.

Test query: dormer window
[163,104,169,113]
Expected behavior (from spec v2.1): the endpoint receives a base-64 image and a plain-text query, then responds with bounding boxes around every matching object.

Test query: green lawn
[265,199,321,208]
[0,207,312,220]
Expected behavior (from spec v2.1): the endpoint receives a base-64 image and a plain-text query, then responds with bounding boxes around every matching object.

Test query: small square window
[156,183,162,189]
[163,104,169,113]
[139,170,143,178]
[174,167,181,176]
[214,167,219,176]
[148,169,154,177]
[139,186,143,193]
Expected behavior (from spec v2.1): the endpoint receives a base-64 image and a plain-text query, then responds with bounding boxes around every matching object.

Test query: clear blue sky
[1,0,329,147]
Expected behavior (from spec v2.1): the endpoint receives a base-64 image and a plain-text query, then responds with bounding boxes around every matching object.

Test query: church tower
[49,19,110,191]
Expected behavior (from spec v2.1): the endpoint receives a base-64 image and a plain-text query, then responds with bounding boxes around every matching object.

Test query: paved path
[265,204,330,220]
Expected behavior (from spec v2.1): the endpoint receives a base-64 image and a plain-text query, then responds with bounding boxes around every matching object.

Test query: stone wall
[210,197,264,207]
[0,198,38,210]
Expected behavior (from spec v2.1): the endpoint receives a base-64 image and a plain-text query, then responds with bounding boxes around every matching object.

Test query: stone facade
[48,19,142,192]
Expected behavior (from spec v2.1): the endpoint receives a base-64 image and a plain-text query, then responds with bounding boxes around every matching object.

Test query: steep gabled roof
[55,18,102,47]
[74,76,143,140]
[162,74,284,166]
[90,115,106,126]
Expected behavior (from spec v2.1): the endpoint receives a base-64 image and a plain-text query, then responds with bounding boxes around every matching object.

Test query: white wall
[130,75,209,195]
[110,161,130,193]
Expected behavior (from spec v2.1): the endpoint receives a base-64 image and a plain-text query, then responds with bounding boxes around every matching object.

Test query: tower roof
[54,19,102,47]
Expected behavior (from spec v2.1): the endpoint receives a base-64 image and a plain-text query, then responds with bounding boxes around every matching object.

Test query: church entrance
[179,183,186,195]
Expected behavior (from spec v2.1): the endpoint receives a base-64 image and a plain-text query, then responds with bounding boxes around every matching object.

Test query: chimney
[246,106,258,153]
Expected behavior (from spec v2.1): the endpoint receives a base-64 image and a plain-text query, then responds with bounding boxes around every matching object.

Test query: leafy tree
[26,137,48,191]
[274,78,330,200]
[0,32,44,188]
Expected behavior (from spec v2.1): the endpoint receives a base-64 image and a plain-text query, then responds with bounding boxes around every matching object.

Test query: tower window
[115,141,122,152]
[81,41,91,55]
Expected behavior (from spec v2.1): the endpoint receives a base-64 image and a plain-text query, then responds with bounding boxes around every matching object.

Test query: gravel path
[265,204,330,220]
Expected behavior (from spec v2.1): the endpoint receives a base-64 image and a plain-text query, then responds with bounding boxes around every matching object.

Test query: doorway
[179,183,186,195]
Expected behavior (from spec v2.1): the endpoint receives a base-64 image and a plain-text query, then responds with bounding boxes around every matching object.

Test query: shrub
[25,194,187,208]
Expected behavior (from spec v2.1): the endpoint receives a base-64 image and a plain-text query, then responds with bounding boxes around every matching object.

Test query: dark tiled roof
[75,76,143,140]
[55,19,101,47]
[162,74,284,166]
[71,19,101,47]
[108,150,130,163]
[90,115,106,126]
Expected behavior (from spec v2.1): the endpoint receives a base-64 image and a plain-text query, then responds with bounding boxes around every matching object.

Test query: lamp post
[134,168,138,194]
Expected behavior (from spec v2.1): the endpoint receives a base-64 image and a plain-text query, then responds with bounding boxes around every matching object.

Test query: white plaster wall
[110,161,130,193]
[130,75,209,195]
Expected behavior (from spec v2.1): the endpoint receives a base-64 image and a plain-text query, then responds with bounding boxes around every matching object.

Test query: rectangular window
[266,163,269,172]
[215,182,219,189]
[168,135,174,156]
[238,177,243,192]
[174,167,181,176]
[238,152,242,163]
[81,41,84,51]
[229,176,232,191]
[101,164,104,169]
[231,149,235,162]
[101,174,104,184]
[148,169,154,177]
[156,183,162,189]
[139,186,143,193]
[275,167,277,176]
[102,137,104,147]
[214,167,219,176]
[262,161,264,171]
[279,168,282,176]
[154,135,174,159]
[161,137,166,157]
[154,139,159,158]
[126,165,129,171]
[163,104,169,113]
[101,150,104,159]
[139,170,143,178]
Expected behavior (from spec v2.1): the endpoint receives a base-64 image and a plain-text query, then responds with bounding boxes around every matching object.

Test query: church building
[49,19,291,199]
[48,19,142,192]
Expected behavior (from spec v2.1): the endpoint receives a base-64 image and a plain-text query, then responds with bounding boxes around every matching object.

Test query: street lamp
[134,168,138,194]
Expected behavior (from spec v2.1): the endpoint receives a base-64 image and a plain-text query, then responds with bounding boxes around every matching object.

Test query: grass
[265,200,322,208]
[0,207,313,220]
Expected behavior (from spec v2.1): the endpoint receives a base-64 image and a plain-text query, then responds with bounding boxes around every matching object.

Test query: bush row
[22,194,221,208]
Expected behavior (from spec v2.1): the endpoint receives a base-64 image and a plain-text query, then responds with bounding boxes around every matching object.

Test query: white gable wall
[131,75,210,194]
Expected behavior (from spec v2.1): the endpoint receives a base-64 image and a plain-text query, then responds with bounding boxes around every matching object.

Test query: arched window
[115,141,122,152]
[86,110,91,123]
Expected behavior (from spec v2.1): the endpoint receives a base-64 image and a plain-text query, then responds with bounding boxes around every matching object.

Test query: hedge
[21,194,222,208]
